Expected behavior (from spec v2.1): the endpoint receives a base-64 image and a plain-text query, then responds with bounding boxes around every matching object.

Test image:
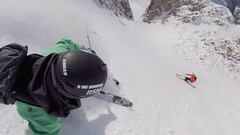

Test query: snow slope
[1,0,240,135]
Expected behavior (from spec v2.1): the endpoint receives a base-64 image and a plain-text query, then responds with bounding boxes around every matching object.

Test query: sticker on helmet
[86,87,103,96]
[62,59,67,76]
[77,83,104,96]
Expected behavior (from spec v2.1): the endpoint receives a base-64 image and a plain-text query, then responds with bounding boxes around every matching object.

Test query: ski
[93,91,133,108]
[185,81,196,88]
[176,74,196,88]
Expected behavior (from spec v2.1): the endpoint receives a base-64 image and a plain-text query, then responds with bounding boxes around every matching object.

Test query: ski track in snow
[0,0,240,135]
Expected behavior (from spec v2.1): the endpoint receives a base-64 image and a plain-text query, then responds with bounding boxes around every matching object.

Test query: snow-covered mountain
[143,0,236,24]
[141,0,240,78]
[0,0,240,135]
[172,1,234,26]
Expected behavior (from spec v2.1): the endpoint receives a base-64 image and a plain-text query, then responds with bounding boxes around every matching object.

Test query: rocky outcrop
[99,0,133,20]
[143,0,235,25]
[233,2,240,24]
[143,0,182,23]
[202,36,240,66]
[174,1,234,26]
[212,0,237,14]
[200,34,240,75]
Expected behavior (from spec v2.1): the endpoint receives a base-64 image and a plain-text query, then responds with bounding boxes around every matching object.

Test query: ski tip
[122,102,133,108]
[128,107,135,111]
[128,102,133,108]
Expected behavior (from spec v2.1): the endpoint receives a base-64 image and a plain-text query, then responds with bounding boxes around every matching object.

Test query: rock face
[143,0,235,25]
[174,1,234,26]
[233,1,240,24]
[201,34,240,74]
[143,0,182,23]
[212,0,237,14]
[99,0,133,20]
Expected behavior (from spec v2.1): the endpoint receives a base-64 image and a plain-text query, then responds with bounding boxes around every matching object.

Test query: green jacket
[16,39,91,135]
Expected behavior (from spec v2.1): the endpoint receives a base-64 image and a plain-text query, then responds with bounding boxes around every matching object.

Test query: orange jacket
[187,74,197,83]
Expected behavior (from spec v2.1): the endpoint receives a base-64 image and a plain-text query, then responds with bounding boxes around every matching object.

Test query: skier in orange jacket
[184,73,197,83]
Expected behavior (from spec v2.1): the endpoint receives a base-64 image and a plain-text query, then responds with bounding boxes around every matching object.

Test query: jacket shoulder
[41,39,91,56]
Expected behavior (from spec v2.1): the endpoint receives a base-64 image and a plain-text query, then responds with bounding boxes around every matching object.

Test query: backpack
[0,43,28,104]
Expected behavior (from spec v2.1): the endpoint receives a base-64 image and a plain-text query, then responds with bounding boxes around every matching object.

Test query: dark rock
[143,0,234,25]
[99,0,133,20]
[233,1,240,24]
[143,0,182,23]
